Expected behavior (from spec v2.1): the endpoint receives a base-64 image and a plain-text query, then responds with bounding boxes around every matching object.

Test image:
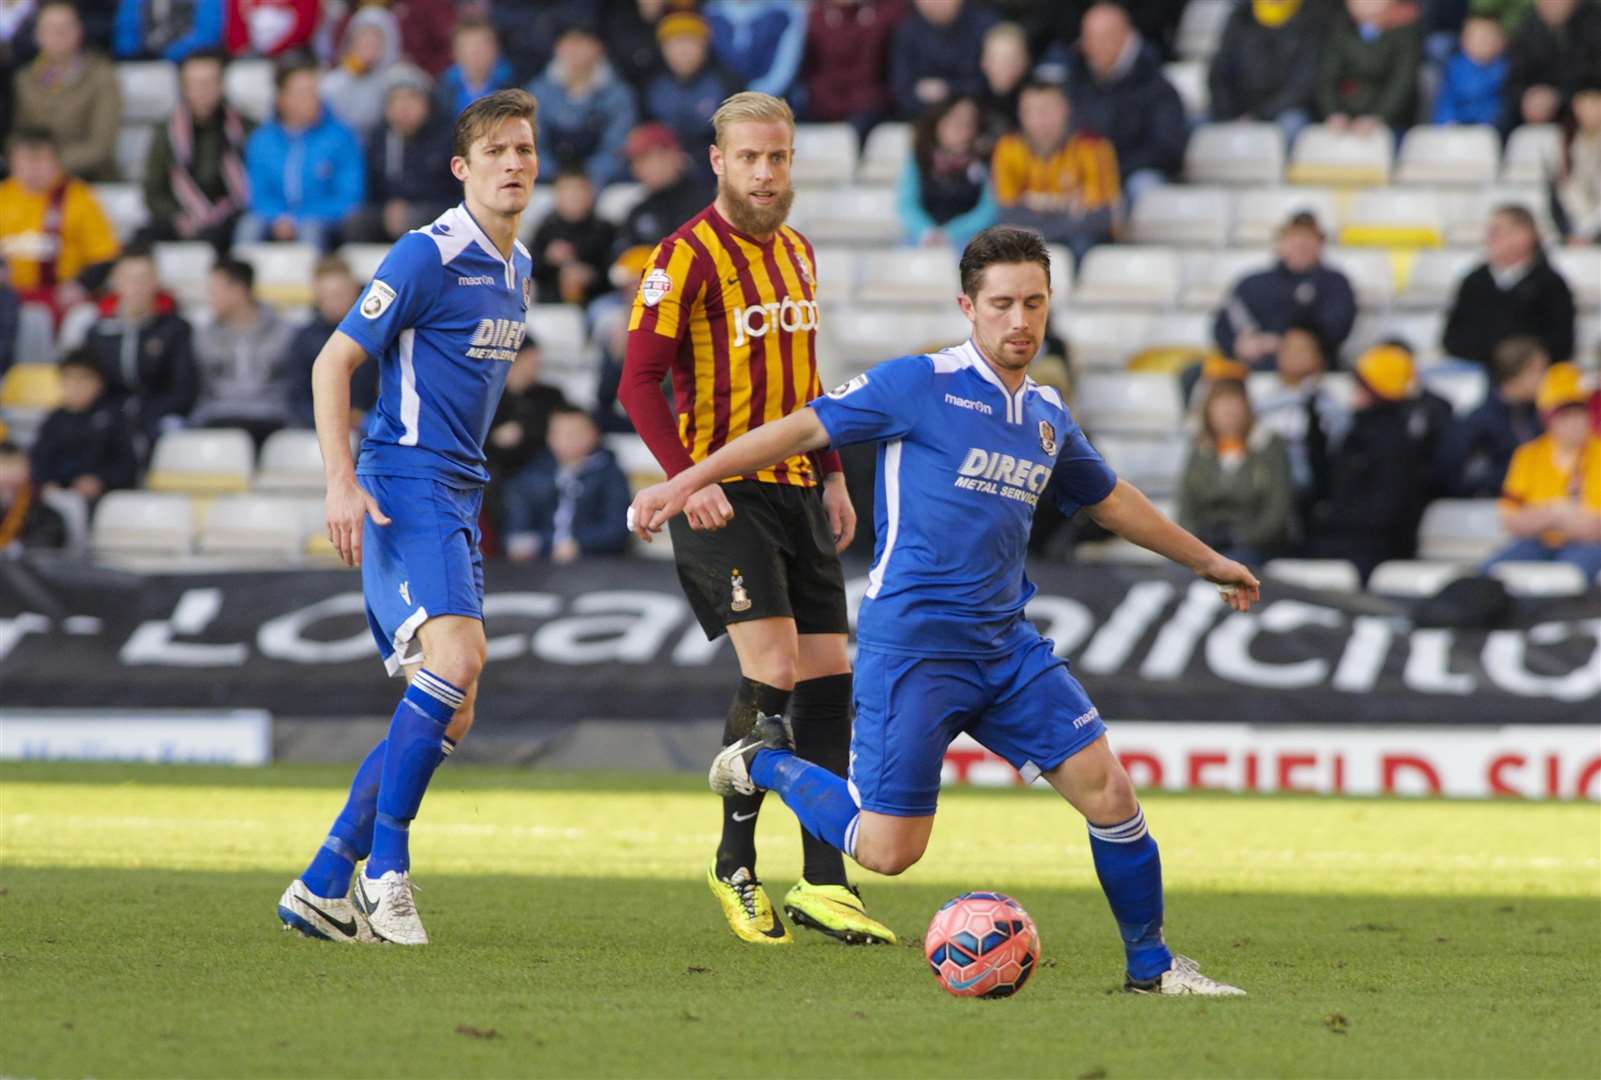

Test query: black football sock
[714,676,792,881]
[791,672,854,887]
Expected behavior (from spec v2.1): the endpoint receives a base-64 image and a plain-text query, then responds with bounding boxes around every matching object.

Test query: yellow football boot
[706,865,791,944]
[783,880,898,945]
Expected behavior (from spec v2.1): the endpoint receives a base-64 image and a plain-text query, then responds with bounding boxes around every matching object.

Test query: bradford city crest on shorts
[1039,420,1057,457]
[730,569,752,612]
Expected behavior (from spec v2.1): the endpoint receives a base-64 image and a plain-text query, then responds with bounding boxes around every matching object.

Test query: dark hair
[58,349,103,378]
[1199,377,1253,445]
[1490,335,1548,386]
[212,257,254,291]
[958,226,1052,298]
[912,95,979,177]
[313,254,354,279]
[10,127,58,152]
[453,87,538,160]
[180,46,228,71]
[118,240,155,263]
[453,15,497,40]
[1018,78,1069,100]
[553,165,591,184]
[549,403,595,425]
[0,440,21,456]
[1378,335,1416,357]
[1491,202,1539,235]
[1280,318,1329,360]
[1279,210,1324,238]
[273,51,319,92]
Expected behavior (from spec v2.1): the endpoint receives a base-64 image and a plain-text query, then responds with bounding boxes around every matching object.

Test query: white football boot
[1125,954,1247,996]
[353,869,429,945]
[708,712,794,796]
[277,878,376,943]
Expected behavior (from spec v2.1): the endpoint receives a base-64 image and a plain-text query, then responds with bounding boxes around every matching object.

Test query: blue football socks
[1087,807,1173,982]
[365,670,464,879]
[750,747,861,856]
[301,738,387,899]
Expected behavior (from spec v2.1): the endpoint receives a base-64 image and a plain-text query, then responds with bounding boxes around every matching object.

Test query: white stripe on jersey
[398,328,419,446]
[865,439,903,599]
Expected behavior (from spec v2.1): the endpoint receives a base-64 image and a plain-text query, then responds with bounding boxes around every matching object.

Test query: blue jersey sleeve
[809,355,932,448]
[337,232,439,358]
[1050,414,1118,516]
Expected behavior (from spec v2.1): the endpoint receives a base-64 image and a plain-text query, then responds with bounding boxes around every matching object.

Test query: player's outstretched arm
[1086,479,1261,612]
[628,408,832,542]
[312,330,390,567]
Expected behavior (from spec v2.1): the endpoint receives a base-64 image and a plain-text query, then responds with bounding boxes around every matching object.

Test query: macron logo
[457,274,496,286]
[944,393,993,415]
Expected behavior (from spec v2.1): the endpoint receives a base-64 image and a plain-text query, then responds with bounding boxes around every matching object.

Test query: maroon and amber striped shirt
[622,204,838,487]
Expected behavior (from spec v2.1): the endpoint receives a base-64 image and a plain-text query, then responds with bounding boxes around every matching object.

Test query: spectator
[642,11,740,181]
[345,63,457,244]
[899,95,997,251]
[487,0,594,85]
[190,257,294,441]
[500,405,630,563]
[800,0,905,139]
[237,55,366,251]
[706,1,806,99]
[1432,13,1509,125]
[618,123,716,251]
[1,3,42,155]
[1304,343,1433,578]
[526,21,638,188]
[1064,2,1189,204]
[486,340,570,483]
[436,16,514,119]
[223,0,317,57]
[81,247,198,447]
[0,440,66,552]
[1317,0,1422,135]
[1365,339,1455,505]
[113,0,223,60]
[29,350,138,500]
[286,256,376,430]
[0,268,19,373]
[9,1,120,181]
[1442,334,1547,496]
[991,82,1117,261]
[888,0,999,120]
[0,129,121,320]
[1443,204,1576,367]
[1207,0,1328,144]
[591,244,651,435]
[1487,362,1601,577]
[1177,378,1294,568]
[349,0,455,77]
[1503,0,1601,128]
[531,168,617,306]
[605,0,669,93]
[1253,322,1352,532]
[1556,80,1601,245]
[322,5,402,141]
[976,21,1030,151]
[1214,211,1358,369]
[139,48,251,253]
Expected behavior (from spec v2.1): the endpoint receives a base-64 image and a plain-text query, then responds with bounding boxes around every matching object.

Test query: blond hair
[711,91,795,148]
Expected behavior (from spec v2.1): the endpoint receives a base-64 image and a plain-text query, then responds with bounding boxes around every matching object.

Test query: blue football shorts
[359,474,484,676]
[848,625,1107,817]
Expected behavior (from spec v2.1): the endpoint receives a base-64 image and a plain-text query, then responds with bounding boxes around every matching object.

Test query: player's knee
[1087,768,1139,824]
[856,834,928,876]
[742,653,797,691]
[426,640,486,689]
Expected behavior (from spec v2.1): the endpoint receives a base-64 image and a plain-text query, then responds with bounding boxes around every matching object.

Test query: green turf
[2,763,1598,1079]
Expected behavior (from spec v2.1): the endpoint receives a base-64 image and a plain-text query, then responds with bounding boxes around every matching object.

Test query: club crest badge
[521,276,532,308]
[730,569,752,613]
[799,259,815,287]
[1039,420,1057,457]
[640,268,672,307]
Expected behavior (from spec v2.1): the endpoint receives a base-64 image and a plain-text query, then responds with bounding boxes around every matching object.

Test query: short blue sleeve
[337,233,439,358]
[1050,414,1118,515]
[809,355,932,448]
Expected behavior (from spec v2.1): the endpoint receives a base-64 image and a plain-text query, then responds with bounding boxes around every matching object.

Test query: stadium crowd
[0,0,1598,582]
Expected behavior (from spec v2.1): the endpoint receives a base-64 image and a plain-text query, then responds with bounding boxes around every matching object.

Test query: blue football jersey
[810,339,1118,658]
[339,204,534,487]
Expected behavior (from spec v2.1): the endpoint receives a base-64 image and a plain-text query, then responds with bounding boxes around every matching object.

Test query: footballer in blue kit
[631,226,1261,995]
[276,90,539,946]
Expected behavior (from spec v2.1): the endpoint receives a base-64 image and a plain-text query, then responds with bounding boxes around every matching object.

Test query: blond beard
[718,178,795,236]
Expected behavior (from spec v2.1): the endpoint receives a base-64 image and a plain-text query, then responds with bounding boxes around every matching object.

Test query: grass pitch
[2,763,1598,1079]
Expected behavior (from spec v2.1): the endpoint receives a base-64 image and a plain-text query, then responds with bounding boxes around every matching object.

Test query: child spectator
[81,247,198,449]
[991,81,1118,262]
[500,405,630,563]
[237,55,365,252]
[29,350,139,501]
[976,21,1030,151]
[899,96,997,251]
[191,258,294,442]
[1443,203,1576,368]
[1442,335,1547,496]
[1214,211,1358,368]
[1487,362,1601,577]
[530,169,617,306]
[0,130,121,322]
[0,440,67,552]
[591,245,652,435]
[1207,0,1326,144]
[889,0,997,120]
[139,48,251,253]
[487,340,570,483]
[1317,0,1423,135]
[437,17,514,119]
[705,0,807,99]
[1556,81,1601,246]
[322,6,403,140]
[1433,14,1509,125]
[642,12,741,181]
[9,1,121,181]
[1253,322,1352,532]
[526,20,638,188]
[1177,378,1294,568]
[346,64,457,244]
[286,256,376,431]
[800,0,906,139]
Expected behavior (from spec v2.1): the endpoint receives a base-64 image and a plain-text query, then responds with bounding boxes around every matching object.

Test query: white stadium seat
[810,246,859,303]
[859,122,912,185]
[1129,186,1231,248]
[92,491,195,556]
[91,183,150,240]
[116,124,155,183]
[1375,311,1446,366]
[1501,124,1562,185]
[1446,185,1552,246]
[1143,311,1214,352]
[1488,561,1591,598]
[526,304,588,365]
[1060,309,1153,370]
[254,429,326,493]
[1091,434,1187,497]
[153,243,217,307]
[791,123,858,187]
[1073,246,1181,307]
[515,185,558,245]
[1418,499,1505,561]
[1265,559,1363,593]
[826,306,969,365]
[117,61,179,123]
[1396,125,1500,186]
[605,433,663,479]
[1322,247,1396,307]
[1176,0,1233,60]
[224,59,274,122]
[1287,125,1393,186]
[1073,372,1183,435]
[792,186,901,245]
[232,243,318,307]
[199,494,307,560]
[1229,186,1338,245]
[1045,243,1075,300]
[1163,60,1208,119]
[337,243,391,282]
[1342,187,1445,243]
[1550,248,1601,308]
[1185,123,1285,186]
[1180,249,1266,311]
[594,182,646,227]
[146,428,255,494]
[856,250,961,306]
[1422,368,1488,416]
[1398,248,1479,309]
[1368,559,1467,597]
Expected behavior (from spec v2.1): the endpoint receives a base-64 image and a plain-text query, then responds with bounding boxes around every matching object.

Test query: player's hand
[1201,556,1260,613]
[629,479,686,542]
[821,473,856,552]
[683,484,735,533]
[325,477,390,567]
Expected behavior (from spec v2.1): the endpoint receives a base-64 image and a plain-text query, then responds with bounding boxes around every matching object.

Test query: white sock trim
[413,669,466,711]
[1088,807,1148,844]
[843,813,861,858]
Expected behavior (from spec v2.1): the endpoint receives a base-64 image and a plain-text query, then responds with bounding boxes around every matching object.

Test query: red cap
[625,123,681,159]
